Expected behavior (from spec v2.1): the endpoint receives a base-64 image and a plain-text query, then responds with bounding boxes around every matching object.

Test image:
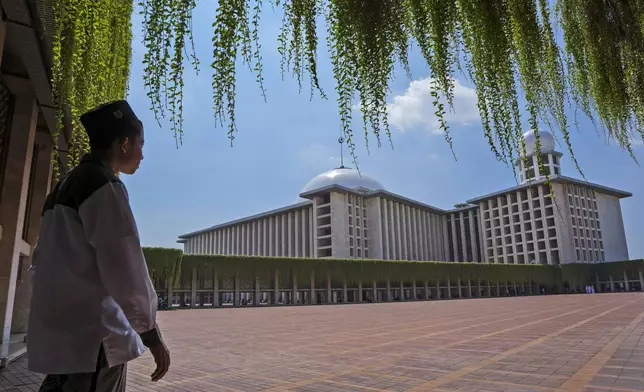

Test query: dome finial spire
[338,136,345,168]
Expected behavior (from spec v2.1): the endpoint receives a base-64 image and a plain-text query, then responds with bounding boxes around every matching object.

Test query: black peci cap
[80,100,141,149]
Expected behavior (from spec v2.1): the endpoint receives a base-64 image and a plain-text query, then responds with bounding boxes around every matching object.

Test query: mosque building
[178,130,631,265]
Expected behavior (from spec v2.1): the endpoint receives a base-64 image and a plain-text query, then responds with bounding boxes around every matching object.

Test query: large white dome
[523,130,556,155]
[300,167,385,194]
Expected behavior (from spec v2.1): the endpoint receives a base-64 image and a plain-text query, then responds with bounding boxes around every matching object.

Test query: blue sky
[123,3,644,259]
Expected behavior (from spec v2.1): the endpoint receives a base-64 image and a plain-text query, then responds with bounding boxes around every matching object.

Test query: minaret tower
[516,130,562,184]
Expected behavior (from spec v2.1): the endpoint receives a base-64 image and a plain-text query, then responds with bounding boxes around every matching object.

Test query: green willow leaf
[51,0,644,175]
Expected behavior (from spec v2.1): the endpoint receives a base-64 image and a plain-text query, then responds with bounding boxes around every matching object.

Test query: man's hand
[149,342,170,381]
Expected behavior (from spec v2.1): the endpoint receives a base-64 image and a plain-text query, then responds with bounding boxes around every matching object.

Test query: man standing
[27,101,170,391]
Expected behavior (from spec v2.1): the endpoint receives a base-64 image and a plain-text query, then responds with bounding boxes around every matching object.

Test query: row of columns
[379,199,447,262]
[446,208,480,262]
[185,207,314,258]
[165,268,545,309]
[570,270,644,293]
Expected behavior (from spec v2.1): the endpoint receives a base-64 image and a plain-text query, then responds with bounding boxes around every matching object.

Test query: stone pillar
[326,271,332,304]
[190,267,197,308]
[623,270,630,292]
[513,282,517,296]
[358,281,363,303]
[468,279,472,298]
[639,270,644,292]
[610,276,615,292]
[436,281,440,300]
[386,279,392,301]
[0,95,38,361]
[521,281,525,296]
[424,281,429,300]
[496,281,501,297]
[371,281,377,302]
[167,276,174,308]
[272,269,279,305]
[213,269,219,307]
[412,281,417,301]
[233,271,240,307]
[12,132,53,332]
[487,281,491,297]
[457,278,462,299]
[399,281,404,301]
[310,270,315,305]
[447,278,452,299]
[342,279,348,303]
[254,276,261,306]
[292,274,298,305]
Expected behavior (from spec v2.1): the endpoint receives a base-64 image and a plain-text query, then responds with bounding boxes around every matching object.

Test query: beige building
[0,0,65,366]
[179,130,631,265]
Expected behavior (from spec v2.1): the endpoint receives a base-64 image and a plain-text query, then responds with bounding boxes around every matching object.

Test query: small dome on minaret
[517,130,563,184]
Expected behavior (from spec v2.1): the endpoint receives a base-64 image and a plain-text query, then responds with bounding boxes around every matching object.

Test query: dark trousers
[39,346,126,392]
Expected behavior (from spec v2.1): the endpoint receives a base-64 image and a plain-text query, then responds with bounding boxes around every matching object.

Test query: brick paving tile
[2,293,644,391]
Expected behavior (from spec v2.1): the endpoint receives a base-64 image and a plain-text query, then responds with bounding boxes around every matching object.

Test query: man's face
[118,126,144,175]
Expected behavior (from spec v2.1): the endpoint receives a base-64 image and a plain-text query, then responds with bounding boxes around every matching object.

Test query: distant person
[27,101,170,391]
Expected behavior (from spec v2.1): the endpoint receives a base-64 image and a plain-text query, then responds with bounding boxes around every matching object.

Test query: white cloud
[386,78,480,134]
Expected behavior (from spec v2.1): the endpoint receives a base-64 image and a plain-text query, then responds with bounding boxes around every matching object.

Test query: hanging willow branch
[51,0,134,175]
[52,0,644,174]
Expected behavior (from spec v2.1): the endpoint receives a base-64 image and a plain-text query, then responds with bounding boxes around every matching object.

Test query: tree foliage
[52,0,644,171]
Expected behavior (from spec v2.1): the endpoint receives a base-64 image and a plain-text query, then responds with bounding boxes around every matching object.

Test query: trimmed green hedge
[142,247,183,287]
[143,248,644,291]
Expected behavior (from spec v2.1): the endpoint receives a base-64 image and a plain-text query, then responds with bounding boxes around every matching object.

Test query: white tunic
[27,156,160,374]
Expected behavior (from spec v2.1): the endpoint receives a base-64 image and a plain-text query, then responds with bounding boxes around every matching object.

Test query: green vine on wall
[142,248,644,292]
[51,0,134,175]
[52,1,644,173]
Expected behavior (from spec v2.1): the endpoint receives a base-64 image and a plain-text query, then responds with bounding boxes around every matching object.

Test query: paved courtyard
[2,293,644,392]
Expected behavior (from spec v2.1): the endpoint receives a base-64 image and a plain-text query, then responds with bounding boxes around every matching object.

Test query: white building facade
[178,131,631,265]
